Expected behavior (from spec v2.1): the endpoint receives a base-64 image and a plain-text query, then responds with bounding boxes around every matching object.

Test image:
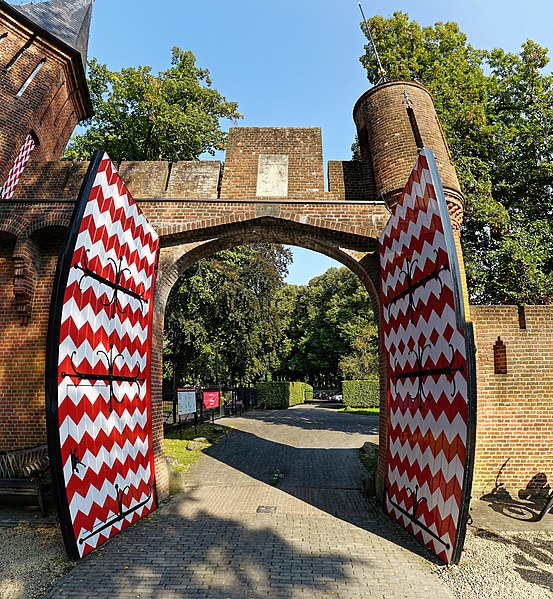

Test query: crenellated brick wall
[470,305,553,497]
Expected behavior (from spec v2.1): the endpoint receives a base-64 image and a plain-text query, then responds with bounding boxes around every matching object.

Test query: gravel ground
[1,520,551,598]
[433,529,553,599]
[0,523,73,599]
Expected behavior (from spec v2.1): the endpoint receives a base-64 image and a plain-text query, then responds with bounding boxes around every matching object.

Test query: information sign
[177,388,197,415]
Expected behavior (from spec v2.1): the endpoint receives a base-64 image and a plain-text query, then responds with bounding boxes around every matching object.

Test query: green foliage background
[257,381,313,409]
[342,380,380,409]
[164,251,379,390]
[65,47,242,162]
[360,13,553,305]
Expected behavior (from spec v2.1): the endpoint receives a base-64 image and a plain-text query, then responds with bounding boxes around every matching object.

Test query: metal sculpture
[46,152,160,559]
[379,148,476,564]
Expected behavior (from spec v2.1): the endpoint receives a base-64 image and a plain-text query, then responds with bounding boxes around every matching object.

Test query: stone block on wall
[165,161,220,199]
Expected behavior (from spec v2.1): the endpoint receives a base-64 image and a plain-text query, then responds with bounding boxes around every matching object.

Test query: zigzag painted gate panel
[379,149,476,564]
[46,152,160,559]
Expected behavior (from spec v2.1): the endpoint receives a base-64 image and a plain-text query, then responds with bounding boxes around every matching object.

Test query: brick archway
[156,219,381,315]
[149,216,387,496]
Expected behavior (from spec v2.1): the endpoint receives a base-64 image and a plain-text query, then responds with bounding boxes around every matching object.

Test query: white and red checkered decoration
[47,153,160,559]
[1,133,36,199]
[379,149,475,564]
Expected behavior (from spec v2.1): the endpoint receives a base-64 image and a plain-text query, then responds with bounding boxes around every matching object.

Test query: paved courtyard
[44,405,454,599]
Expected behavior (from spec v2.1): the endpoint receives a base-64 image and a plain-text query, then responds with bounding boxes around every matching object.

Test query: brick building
[0,1,550,502]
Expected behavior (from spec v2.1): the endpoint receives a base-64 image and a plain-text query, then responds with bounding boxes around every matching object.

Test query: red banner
[202,391,220,410]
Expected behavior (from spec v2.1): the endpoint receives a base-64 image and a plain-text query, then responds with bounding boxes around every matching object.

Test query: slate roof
[12,0,93,67]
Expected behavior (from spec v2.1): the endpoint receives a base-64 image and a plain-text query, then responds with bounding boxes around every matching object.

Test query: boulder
[186,440,206,451]
[193,437,210,444]
[362,442,378,457]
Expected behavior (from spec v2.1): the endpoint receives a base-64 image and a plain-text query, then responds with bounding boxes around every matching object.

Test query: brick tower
[353,80,469,308]
[0,0,93,198]
[353,81,464,227]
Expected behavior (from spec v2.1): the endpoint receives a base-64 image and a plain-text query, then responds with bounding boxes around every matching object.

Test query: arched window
[0,133,38,200]
[493,337,507,375]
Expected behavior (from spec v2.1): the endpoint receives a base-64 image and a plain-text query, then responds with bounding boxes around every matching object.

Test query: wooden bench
[0,444,52,516]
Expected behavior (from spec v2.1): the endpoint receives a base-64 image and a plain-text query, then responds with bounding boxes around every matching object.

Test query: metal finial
[402,91,413,107]
[358,0,388,85]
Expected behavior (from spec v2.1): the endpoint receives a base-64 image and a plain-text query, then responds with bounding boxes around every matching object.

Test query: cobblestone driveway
[44,405,453,599]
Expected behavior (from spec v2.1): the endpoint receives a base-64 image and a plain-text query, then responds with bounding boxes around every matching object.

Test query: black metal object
[387,485,450,550]
[534,490,553,522]
[78,484,153,545]
[46,151,106,560]
[73,249,147,319]
[70,449,85,474]
[391,343,464,406]
[384,251,446,316]
[62,344,144,412]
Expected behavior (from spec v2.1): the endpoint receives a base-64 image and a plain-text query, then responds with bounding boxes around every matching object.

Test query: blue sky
[37,0,553,283]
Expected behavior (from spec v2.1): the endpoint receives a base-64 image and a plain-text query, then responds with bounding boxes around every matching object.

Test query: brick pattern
[12,160,222,200]
[470,306,553,497]
[327,160,376,200]
[0,229,65,449]
[0,7,89,191]
[220,128,326,199]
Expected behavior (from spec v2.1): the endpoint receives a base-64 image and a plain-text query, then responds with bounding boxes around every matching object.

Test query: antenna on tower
[358,0,388,85]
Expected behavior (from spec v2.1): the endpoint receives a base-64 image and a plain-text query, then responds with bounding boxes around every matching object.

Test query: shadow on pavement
[197,409,442,566]
[238,405,379,436]
[43,508,386,599]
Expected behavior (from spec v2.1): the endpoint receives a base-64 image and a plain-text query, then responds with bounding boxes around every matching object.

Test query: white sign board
[177,388,197,415]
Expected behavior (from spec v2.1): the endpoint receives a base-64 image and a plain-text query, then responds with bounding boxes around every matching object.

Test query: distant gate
[46,152,160,559]
[379,149,476,564]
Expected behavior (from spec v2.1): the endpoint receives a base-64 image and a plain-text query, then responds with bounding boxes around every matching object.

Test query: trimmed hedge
[342,380,379,408]
[257,381,313,409]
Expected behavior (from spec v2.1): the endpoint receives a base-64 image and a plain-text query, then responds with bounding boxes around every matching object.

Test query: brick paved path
[45,405,453,599]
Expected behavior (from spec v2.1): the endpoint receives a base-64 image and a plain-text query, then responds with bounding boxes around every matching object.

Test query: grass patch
[164,423,228,474]
[339,406,380,416]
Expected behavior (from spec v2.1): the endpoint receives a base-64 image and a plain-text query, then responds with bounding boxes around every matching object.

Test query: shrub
[257,381,313,409]
[342,379,379,408]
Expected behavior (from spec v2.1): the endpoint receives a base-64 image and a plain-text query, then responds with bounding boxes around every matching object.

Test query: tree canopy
[164,250,378,390]
[274,267,378,387]
[164,245,292,388]
[360,13,553,305]
[65,47,242,163]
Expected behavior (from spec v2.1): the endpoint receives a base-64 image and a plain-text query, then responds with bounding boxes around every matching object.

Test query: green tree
[65,47,242,162]
[359,13,553,305]
[276,267,378,386]
[164,245,292,388]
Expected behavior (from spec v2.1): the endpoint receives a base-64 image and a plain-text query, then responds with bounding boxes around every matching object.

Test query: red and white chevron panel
[379,149,474,564]
[48,153,160,559]
[1,133,35,199]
